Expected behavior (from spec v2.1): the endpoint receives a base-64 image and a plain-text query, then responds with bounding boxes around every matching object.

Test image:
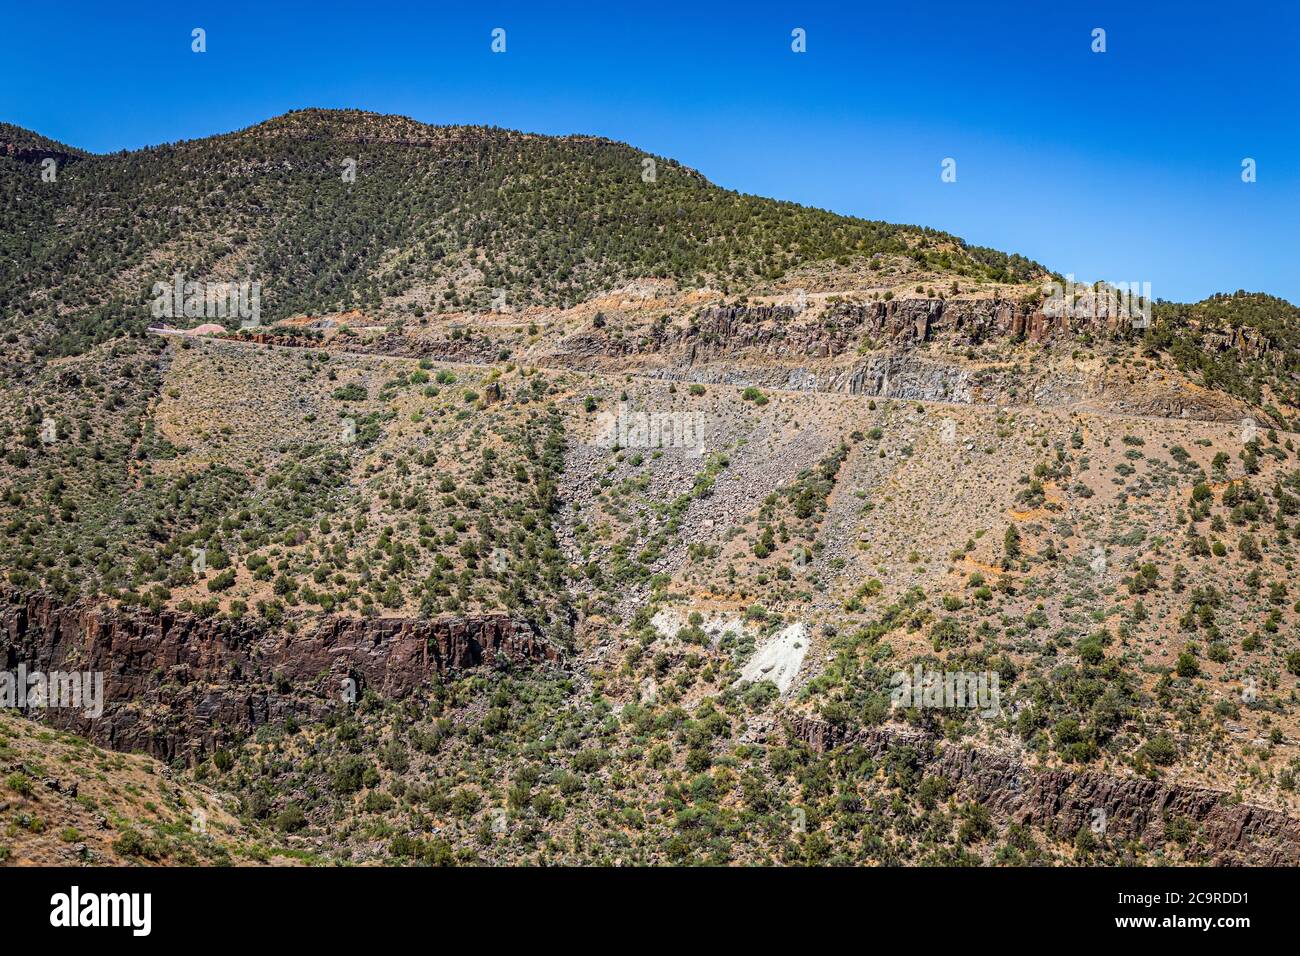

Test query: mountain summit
[1,109,1042,356]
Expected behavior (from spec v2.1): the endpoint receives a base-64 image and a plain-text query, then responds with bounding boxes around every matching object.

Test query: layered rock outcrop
[542,297,1264,422]
[0,590,558,761]
[555,296,1142,367]
[786,716,1300,866]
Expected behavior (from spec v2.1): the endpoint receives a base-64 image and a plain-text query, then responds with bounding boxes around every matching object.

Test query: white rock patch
[650,608,743,647]
[738,621,809,695]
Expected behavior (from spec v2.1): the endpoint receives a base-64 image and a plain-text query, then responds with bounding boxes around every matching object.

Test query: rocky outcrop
[553,297,1142,368]
[1199,323,1274,363]
[220,331,321,349]
[542,297,1265,422]
[0,142,81,164]
[785,715,1300,866]
[840,353,974,402]
[819,296,1140,346]
[0,590,559,761]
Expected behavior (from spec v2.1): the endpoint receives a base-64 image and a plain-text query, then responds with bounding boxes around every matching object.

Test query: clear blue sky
[3,0,1297,303]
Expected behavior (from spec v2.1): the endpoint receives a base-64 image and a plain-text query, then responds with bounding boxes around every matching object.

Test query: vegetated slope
[0,108,1041,361]
[0,123,87,160]
[2,109,1300,867]
[188,379,1300,866]
[0,337,574,645]
[5,361,1300,866]
[1149,292,1300,411]
[0,710,288,866]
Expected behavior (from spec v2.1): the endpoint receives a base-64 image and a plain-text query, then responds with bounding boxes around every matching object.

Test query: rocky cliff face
[0,590,558,761]
[539,297,1260,422]
[0,143,81,164]
[554,296,1139,365]
[786,716,1300,866]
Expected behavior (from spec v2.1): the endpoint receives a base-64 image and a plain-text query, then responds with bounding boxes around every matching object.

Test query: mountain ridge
[6,108,1296,302]
[1,107,1047,355]
[4,108,1300,868]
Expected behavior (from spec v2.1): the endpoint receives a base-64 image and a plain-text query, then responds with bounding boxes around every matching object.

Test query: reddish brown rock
[785,715,1300,866]
[0,589,559,761]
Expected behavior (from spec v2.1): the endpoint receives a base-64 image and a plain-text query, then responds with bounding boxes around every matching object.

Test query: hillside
[1,109,1299,867]
[0,710,290,866]
[0,108,1041,362]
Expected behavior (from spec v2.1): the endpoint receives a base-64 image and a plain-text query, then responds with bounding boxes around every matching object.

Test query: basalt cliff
[0,589,558,761]
[787,717,1300,867]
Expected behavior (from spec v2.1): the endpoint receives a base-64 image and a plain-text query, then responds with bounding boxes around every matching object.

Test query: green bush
[332,383,368,401]
[1143,735,1178,766]
[275,805,306,832]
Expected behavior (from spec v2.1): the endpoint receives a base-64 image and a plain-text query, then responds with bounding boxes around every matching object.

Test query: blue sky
[3,1,1297,303]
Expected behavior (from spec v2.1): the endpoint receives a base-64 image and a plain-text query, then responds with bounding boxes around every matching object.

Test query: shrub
[332,756,369,794]
[1143,735,1178,766]
[275,805,306,832]
[5,773,32,797]
[113,828,160,860]
[207,568,236,592]
[332,383,368,401]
